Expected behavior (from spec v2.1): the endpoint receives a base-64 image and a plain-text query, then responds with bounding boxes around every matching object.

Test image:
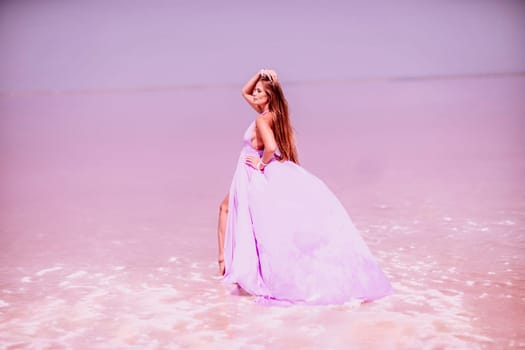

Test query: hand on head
[259,68,278,82]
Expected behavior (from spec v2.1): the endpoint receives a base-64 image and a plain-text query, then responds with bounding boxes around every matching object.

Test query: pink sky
[1,0,524,93]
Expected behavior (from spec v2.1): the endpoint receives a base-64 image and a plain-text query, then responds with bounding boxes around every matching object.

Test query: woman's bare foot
[218,259,225,276]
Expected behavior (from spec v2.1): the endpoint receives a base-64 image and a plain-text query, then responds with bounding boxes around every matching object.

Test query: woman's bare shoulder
[256,112,275,126]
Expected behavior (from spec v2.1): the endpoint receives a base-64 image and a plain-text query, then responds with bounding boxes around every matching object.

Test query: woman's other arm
[244,115,277,171]
[256,115,277,164]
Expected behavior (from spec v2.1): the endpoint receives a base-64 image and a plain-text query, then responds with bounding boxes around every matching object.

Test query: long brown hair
[260,76,299,164]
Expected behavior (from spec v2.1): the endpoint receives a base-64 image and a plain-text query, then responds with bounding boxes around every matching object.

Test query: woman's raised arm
[241,69,278,113]
[241,71,264,113]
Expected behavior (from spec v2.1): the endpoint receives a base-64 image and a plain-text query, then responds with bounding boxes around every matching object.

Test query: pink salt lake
[0,76,524,349]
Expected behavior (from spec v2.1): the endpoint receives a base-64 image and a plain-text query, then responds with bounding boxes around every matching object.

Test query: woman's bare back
[251,114,274,150]
[250,126,264,150]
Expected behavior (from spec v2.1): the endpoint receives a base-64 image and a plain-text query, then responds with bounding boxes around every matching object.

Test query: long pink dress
[222,120,393,305]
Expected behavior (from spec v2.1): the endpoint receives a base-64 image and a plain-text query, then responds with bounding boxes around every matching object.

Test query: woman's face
[252,81,269,107]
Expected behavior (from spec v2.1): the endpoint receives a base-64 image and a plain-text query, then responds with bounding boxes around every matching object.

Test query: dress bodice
[242,121,256,147]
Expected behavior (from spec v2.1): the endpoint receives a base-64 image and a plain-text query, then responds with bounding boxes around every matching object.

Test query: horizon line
[1,71,524,98]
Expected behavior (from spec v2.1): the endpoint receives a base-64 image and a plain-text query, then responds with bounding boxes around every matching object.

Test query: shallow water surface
[0,77,524,349]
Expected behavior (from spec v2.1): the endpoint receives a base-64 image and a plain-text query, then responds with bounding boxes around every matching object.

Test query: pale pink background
[0,1,524,349]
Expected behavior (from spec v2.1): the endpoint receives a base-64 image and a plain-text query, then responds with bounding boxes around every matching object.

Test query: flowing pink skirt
[222,121,393,304]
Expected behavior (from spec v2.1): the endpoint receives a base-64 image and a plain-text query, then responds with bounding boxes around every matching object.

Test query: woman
[217,69,392,305]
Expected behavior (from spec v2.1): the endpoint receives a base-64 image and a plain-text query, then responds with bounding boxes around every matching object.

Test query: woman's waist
[241,145,282,158]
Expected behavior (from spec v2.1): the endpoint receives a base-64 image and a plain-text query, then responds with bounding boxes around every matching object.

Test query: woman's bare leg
[217,193,229,275]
